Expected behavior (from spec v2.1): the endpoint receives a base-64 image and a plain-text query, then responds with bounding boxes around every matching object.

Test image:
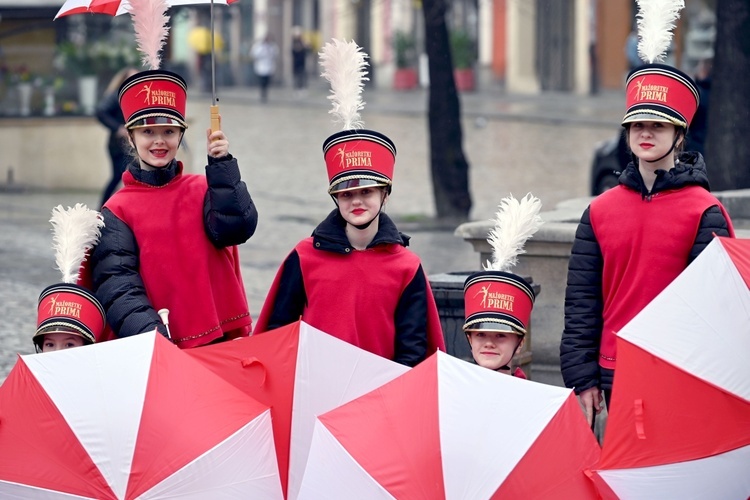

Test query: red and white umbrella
[298,350,601,499]
[591,237,750,499]
[0,331,283,499]
[187,320,410,500]
[55,0,238,18]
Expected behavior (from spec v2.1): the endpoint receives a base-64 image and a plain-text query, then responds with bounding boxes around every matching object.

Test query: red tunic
[590,185,734,369]
[104,168,251,348]
[255,237,445,362]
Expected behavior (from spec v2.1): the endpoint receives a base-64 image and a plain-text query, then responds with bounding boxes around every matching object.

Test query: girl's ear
[515,337,526,354]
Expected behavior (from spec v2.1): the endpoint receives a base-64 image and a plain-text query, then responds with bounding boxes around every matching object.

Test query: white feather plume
[484,193,544,272]
[49,204,105,284]
[127,0,170,70]
[636,0,685,64]
[319,39,369,130]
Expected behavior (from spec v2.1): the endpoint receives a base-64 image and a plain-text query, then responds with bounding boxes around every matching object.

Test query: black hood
[312,209,409,254]
[618,151,711,197]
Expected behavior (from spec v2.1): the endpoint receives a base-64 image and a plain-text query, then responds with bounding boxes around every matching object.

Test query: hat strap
[641,130,682,164]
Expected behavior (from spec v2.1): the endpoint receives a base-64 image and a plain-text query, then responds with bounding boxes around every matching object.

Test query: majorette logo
[47,294,82,319]
[632,77,669,103]
[333,145,373,170]
[474,284,515,311]
[135,82,177,107]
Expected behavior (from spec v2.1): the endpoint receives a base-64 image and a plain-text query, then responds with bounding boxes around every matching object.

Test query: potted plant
[450,30,476,92]
[392,31,418,90]
[56,40,140,115]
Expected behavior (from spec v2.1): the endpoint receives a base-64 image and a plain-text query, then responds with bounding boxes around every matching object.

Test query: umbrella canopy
[0,331,283,499]
[298,350,601,499]
[55,0,239,18]
[186,320,411,500]
[592,237,750,499]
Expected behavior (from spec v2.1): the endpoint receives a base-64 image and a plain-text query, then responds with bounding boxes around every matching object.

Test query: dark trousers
[258,75,271,102]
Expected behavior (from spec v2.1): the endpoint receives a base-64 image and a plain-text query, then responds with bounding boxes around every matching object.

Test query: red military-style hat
[622,63,700,129]
[463,271,536,336]
[323,129,396,195]
[34,283,105,350]
[119,69,188,129]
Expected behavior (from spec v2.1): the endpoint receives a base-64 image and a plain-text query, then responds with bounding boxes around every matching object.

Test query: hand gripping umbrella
[298,351,601,499]
[186,320,411,500]
[0,331,283,499]
[591,237,750,499]
[55,0,240,133]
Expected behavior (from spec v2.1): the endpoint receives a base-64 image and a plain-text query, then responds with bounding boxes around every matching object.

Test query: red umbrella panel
[0,331,283,499]
[186,320,411,500]
[592,237,750,499]
[298,350,601,499]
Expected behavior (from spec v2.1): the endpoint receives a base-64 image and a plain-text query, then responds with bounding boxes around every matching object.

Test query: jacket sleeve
[203,154,258,248]
[90,208,168,338]
[560,207,603,393]
[254,249,307,333]
[688,205,731,263]
[393,264,430,367]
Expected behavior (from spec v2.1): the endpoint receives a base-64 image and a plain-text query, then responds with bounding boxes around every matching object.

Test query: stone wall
[0,117,197,192]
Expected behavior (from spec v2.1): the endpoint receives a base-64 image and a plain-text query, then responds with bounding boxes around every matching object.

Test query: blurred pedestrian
[251,34,279,103]
[90,70,258,348]
[561,4,734,429]
[684,58,713,155]
[291,27,309,96]
[96,67,138,208]
[253,39,445,366]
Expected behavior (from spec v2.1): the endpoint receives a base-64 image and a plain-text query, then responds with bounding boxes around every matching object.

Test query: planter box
[393,68,418,90]
[454,68,475,92]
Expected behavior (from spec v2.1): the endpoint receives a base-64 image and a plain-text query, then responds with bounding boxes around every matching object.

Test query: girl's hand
[207,128,229,158]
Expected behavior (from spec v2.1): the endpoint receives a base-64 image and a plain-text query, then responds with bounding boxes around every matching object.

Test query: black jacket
[91,156,258,338]
[560,152,730,392]
[262,209,432,367]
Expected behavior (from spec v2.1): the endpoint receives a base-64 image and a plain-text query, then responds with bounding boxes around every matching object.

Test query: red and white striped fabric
[592,237,750,499]
[187,320,410,500]
[298,350,601,499]
[55,0,239,18]
[0,331,282,499]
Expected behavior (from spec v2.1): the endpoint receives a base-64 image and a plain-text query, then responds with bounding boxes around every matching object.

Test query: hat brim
[126,116,188,129]
[463,320,526,336]
[621,111,686,128]
[329,177,390,194]
[34,324,95,345]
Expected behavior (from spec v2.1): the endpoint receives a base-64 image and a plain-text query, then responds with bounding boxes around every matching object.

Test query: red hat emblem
[622,63,699,128]
[35,283,105,346]
[463,271,535,334]
[323,129,396,194]
[119,70,188,129]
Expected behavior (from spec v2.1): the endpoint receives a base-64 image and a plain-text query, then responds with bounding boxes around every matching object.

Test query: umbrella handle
[210,104,221,134]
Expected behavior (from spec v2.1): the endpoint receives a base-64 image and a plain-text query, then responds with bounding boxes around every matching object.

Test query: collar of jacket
[127,159,180,187]
[620,151,711,197]
[312,209,410,254]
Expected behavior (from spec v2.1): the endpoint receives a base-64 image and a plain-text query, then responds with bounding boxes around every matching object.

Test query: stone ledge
[454,192,750,384]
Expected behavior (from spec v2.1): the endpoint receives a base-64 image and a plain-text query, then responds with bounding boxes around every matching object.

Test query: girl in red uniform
[90,70,258,348]
[560,2,733,426]
[254,40,444,366]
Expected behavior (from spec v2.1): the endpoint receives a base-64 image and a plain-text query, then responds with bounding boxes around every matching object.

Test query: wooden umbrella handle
[210,104,221,134]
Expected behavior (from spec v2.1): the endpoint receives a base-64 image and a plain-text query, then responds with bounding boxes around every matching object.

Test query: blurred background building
[0,0,717,118]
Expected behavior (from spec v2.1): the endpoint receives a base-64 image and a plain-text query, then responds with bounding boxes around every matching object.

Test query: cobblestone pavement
[0,84,622,381]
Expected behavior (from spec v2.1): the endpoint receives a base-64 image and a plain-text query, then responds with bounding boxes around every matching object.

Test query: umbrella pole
[209,0,221,133]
